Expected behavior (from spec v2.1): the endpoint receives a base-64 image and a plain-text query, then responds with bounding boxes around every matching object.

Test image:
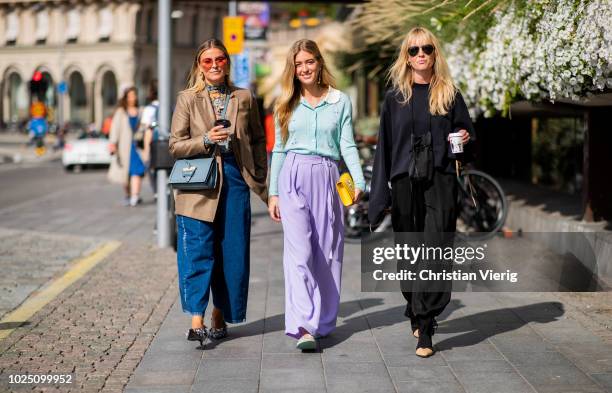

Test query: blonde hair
[275,39,336,145]
[185,39,232,93]
[388,27,456,115]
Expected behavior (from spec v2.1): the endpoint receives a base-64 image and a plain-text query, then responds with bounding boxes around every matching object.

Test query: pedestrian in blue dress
[108,87,146,206]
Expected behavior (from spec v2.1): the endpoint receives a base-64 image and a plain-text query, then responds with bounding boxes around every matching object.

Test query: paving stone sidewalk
[0,228,101,320]
[0,169,172,393]
[0,242,178,393]
[126,201,612,393]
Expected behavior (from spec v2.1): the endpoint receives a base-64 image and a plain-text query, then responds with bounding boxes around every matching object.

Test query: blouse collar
[300,86,341,107]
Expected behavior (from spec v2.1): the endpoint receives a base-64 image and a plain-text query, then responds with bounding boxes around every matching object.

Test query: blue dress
[128,115,146,177]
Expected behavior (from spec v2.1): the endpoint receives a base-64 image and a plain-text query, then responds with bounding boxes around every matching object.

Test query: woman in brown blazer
[169,39,267,346]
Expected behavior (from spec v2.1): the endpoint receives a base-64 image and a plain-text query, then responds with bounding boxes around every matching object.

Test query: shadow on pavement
[200,298,564,354]
[434,301,564,351]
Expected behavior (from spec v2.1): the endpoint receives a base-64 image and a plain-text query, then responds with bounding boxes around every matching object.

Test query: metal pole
[157,0,171,248]
[57,8,65,134]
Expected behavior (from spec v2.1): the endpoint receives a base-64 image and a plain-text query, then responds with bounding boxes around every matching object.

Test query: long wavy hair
[118,86,138,111]
[275,39,336,145]
[185,39,232,93]
[388,27,456,115]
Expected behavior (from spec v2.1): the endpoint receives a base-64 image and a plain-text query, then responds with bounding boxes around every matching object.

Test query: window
[191,11,198,46]
[98,7,113,41]
[135,10,142,43]
[213,16,220,39]
[146,8,154,44]
[101,71,118,117]
[5,10,19,45]
[66,9,80,43]
[69,72,88,123]
[35,8,49,44]
[7,73,27,122]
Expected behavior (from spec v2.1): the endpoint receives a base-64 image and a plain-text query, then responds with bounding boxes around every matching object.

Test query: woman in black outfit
[369,27,474,358]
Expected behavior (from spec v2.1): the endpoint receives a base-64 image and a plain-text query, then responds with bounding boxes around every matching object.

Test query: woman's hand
[455,129,470,144]
[207,125,229,143]
[353,188,364,204]
[108,143,117,155]
[268,196,281,222]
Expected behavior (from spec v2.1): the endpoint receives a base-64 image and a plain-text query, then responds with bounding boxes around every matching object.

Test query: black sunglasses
[408,45,435,57]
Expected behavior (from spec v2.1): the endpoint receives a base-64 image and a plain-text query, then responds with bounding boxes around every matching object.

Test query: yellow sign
[223,16,244,55]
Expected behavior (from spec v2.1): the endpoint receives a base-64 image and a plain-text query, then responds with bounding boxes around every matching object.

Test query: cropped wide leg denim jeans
[176,155,251,323]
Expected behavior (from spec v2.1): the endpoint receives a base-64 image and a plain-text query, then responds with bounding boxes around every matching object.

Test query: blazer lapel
[226,87,238,138]
[196,89,216,135]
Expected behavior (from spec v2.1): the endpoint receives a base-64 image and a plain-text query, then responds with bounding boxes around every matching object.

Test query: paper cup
[449,132,464,154]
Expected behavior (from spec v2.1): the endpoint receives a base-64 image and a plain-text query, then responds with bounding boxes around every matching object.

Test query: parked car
[62,131,112,172]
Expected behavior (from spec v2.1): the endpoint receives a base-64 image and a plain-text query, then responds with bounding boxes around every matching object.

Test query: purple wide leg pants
[279,152,344,338]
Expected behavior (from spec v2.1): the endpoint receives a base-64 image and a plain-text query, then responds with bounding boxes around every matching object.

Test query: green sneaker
[296,333,316,351]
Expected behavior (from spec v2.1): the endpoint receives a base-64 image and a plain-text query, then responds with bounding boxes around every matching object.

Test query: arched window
[6,73,28,122]
[101,71,117,119]
[68,72,87,123]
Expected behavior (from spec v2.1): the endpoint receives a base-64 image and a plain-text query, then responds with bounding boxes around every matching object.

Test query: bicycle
[343,160,508,242]
[455,164,508,241]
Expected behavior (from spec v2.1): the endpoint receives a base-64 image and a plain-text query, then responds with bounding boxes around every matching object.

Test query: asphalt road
[0,159,155,243]
[0,160,105,209]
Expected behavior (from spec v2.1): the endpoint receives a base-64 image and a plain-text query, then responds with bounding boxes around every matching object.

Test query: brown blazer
[169,86,268,222]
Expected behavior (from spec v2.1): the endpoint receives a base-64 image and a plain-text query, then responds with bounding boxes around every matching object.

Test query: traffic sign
[232,49,251,89]
[57,81,67,95]
[223,16,244,55]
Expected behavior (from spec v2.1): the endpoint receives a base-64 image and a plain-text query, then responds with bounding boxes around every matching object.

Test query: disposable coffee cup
[214,119,232,148]
[449,132,464,154]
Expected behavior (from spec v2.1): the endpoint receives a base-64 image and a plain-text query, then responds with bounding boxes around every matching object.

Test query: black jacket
[368,88,475,225]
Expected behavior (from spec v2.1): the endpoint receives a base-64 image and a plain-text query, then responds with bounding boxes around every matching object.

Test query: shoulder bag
[168,151,218,190]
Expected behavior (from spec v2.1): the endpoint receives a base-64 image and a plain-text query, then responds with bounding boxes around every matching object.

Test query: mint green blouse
[269,87,365,196]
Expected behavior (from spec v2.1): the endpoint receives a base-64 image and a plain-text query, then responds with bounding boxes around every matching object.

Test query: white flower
[444,0,612,115]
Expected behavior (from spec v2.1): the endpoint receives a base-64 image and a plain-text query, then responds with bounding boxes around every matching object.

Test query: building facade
[0,0,226,130]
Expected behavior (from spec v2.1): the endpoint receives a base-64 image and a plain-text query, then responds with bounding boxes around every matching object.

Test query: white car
[62,134,112,171]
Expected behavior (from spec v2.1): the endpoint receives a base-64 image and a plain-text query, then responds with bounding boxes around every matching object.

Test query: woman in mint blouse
[268,39,364,351]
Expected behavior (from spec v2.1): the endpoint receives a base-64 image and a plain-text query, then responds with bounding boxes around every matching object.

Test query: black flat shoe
[209,324,228,340]
[187,327,208,346]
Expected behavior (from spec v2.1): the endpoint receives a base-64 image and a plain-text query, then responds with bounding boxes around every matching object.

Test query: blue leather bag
[168,155,217,190]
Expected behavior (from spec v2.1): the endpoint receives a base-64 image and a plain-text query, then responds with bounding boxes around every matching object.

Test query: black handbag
[168,152,218,190]
[407,97,433,182]
[408,131,433,181]
[150,139,175,170]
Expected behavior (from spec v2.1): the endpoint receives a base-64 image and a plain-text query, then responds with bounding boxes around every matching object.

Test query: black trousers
[391,169,457,331]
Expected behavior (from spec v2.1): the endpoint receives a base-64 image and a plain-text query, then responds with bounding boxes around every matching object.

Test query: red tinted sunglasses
[201,56,228,70]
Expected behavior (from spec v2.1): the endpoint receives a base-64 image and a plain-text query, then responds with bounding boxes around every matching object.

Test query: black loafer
[209,325,228,340]
[187,327,208,346]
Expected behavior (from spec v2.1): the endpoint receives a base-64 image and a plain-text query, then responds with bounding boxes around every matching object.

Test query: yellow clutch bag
[336,172,355,206]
